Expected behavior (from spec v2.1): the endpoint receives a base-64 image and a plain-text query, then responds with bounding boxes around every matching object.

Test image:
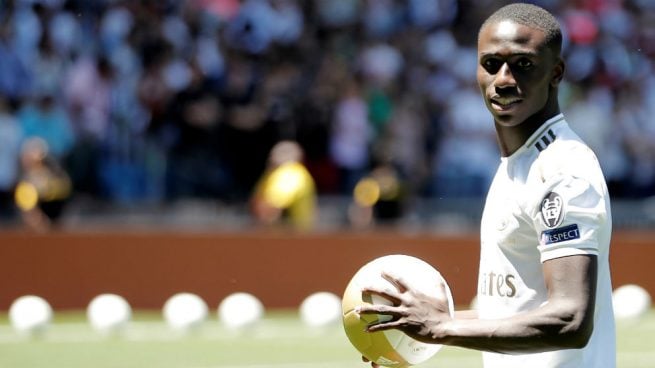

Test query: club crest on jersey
[541,192,564,228]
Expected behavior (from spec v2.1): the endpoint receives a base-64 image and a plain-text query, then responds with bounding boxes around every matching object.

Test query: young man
[358,3,615,367]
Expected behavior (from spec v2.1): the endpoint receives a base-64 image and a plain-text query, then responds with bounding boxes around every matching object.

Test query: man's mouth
[490,97,522,111]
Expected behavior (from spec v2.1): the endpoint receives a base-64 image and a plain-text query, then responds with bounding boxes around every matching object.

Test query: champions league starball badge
[541,192,564,228]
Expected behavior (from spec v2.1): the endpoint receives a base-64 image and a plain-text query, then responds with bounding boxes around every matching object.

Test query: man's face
[477,20,561,127]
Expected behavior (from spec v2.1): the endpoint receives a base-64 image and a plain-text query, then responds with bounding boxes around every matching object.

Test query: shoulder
[531,123,602,184]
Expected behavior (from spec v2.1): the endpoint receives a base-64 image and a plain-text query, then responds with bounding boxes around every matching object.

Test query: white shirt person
[358,4,616,367]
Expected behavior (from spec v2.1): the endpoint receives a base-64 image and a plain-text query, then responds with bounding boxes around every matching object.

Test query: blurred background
[0,0,654,232]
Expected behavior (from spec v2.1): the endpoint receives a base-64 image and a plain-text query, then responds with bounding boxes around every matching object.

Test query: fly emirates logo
[478,271,517,298]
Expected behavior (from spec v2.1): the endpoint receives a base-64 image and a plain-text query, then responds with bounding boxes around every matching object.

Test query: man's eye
[483,59,501,72]
[517,59,533,69]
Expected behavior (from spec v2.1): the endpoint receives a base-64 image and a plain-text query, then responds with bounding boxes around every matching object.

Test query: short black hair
[479,3,562,56]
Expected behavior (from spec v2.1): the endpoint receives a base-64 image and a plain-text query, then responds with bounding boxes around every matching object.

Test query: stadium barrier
[0,230,652,310]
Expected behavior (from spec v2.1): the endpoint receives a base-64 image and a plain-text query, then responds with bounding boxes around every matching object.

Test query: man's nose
[494,63,517,89]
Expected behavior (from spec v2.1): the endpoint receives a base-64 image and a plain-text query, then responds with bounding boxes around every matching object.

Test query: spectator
[64,55,114,195]
[250,140,317,230]
[18,93,75,160]
[165,61,229,199]
[0,12,32,102]
[0,0,652,223]
[0,96,22,219]
[349,162,407,229]
[329,78,372,194]
[431,86,498,197]
[14,137,72,232]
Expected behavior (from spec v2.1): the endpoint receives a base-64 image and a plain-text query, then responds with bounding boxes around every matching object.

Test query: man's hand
[356,272,453,344]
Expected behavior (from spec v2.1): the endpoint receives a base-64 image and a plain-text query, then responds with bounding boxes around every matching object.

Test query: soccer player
[358,3,615,367]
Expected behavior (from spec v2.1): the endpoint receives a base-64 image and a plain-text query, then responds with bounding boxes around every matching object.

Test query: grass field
[0,309,653,368]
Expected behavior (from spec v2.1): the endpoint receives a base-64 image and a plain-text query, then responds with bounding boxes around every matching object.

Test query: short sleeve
[530,174,607,263]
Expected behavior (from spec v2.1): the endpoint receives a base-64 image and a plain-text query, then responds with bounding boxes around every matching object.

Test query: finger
[381,271,409,293]
[366,319,405,333]
[361,287,402,305]
[356,303,403,317]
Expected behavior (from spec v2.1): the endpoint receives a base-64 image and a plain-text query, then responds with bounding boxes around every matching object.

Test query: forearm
[358,256,597,355]
[435,256,597,354]
[439,304,592,354]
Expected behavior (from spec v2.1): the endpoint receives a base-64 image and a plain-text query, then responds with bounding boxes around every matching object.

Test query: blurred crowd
[1,0,655,228]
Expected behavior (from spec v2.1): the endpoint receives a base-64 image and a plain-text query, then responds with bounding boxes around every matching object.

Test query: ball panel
[343,309,409,367]
[395,334,442,365]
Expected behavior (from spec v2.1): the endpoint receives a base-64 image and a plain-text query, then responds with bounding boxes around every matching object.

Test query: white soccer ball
[218,292,264,330]
[300,291,342,327]
[87,294,132,335]
[163,292,209,332]
[9,295,53,336]
[342,254,454,368]
[613,284,651,320]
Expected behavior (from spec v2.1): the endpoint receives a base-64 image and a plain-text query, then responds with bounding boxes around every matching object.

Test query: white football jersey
[478,114,615,367]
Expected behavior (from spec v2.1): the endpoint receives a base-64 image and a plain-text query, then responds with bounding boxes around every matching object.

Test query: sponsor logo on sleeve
[540,224,580,245]
[541,192,564,228]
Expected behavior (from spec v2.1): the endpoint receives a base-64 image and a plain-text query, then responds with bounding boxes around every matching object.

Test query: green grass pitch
[0,309,653,368]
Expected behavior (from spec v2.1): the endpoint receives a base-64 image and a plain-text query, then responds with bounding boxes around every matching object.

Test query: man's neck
[495,108,561,157]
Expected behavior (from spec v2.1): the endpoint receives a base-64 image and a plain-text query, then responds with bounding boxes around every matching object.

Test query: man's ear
[551,58,565,87]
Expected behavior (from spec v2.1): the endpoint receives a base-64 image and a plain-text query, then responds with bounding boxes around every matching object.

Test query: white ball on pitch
[87,294,131,335]
[342,254,454,368]
[163,292,208,332]
[300,291,342,327]
[9,295,53,336]
[218,292,264,330]
[613,284,651,320]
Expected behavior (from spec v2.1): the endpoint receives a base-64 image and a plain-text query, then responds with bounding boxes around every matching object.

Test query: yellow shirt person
[251,141,317,230]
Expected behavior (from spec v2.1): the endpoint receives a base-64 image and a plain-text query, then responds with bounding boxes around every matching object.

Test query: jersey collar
[523,113,565,149]
[503,113,565,161]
